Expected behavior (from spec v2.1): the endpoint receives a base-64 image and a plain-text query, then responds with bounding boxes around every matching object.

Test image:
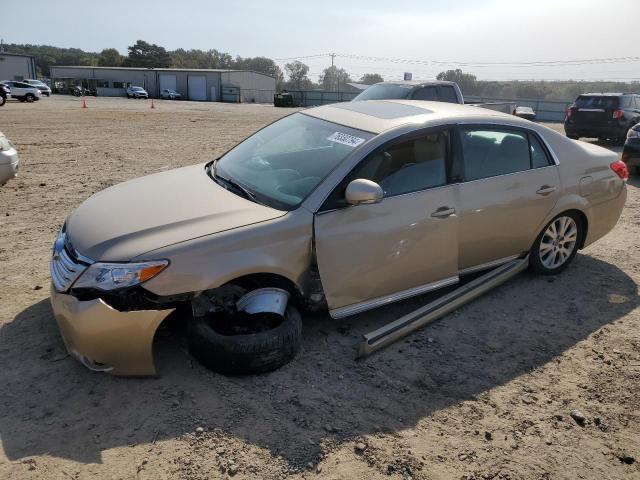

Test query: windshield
[575,95,619,109]
[132,87,144,91]
[352,84,413,101]
[212,113,374,210]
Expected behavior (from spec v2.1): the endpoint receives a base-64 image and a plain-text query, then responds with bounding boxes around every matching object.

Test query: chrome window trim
[315,181,457,216]
[454,163,558,186]
[329,276,459,319]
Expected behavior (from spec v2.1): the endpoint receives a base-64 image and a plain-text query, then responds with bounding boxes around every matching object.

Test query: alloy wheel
[539,216,578,269]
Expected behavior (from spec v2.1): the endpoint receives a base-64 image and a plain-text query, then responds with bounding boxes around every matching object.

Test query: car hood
[65,163,286,261]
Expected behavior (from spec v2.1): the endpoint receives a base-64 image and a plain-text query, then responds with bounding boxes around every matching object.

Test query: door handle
[536,185,557,196]
[431,206,456,218]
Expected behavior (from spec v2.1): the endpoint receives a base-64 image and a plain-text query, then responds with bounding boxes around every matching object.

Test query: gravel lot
[0,95,638,480]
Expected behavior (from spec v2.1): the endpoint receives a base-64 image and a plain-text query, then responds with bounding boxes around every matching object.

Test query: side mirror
[345,179,383,206]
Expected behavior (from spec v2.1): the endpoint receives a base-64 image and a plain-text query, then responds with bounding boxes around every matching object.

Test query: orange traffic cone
[150,98,155,109]
[82,96,87,109]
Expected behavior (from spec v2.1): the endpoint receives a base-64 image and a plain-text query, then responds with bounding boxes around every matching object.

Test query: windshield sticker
[327,132,366,148]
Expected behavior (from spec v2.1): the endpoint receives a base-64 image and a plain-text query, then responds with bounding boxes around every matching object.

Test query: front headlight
[0,136,13,151]
[72,260,168,291]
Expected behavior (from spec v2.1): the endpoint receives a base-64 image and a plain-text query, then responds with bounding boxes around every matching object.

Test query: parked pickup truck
[353,81,519,117]
[353,80,463,104]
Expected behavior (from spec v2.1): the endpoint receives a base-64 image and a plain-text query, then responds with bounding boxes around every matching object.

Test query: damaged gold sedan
[51,100,627,376]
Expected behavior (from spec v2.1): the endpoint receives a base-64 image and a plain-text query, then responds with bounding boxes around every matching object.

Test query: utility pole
[330,53,336,92]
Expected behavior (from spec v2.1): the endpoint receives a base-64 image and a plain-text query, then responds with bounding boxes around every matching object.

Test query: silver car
[0,132,19,185]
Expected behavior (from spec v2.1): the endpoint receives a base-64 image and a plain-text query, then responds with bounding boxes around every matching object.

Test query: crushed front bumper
[50,286,174,376]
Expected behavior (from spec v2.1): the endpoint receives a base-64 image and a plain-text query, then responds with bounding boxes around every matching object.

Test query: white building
[49,66,276,103]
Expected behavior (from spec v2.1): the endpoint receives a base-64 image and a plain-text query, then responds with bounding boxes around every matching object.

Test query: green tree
[284,61,312,90]
[359,73,384,85]
[320,66,351,91]
[436,69,478,95]
[98,48,123,67]
[124,40,171,68]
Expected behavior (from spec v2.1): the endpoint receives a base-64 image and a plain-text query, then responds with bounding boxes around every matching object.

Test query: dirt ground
[0,95,638,480]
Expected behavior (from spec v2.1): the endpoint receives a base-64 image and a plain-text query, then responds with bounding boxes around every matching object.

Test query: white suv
[24,79,51,97]
[1,81,42,102]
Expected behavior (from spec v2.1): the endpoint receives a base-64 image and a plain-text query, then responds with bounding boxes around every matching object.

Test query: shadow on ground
[0,255,637,467]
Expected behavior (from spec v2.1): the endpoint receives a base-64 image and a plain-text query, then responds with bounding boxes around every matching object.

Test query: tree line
[4,42,638,100]
[2,41,384,90]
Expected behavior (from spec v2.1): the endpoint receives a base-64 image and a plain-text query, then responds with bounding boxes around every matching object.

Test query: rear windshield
[353,84,413,101]
[574,96,619,109]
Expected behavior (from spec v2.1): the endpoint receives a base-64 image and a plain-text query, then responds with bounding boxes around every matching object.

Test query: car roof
[373,80,458,87]
[579,92,636,97]
[302,99,522,134]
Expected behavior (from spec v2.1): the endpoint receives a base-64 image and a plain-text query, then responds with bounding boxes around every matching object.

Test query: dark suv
[564,93,640,142]
[352,80,463,104]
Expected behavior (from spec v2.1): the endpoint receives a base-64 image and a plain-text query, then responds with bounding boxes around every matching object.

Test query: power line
[276,52,640,67]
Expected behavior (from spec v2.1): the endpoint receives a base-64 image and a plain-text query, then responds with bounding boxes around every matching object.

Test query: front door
[456,126,561,270]
[314,129,460,318]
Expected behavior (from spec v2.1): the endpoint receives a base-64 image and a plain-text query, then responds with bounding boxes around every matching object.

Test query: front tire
[529,212,582,275]
[0,95,5,106]
[188,304,302,375]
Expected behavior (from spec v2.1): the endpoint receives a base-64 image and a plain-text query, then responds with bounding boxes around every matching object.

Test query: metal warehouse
[49,66,276,103]
[0,52,37,81]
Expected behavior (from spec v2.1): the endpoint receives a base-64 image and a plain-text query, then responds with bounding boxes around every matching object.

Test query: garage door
[159,74,176,92]
[188,76,206,101]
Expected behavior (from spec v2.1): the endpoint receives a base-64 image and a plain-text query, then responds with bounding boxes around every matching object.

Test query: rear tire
[529,212,583,275]
[188,304,302,375]
[0,95,5,106]
[567,134,579,140]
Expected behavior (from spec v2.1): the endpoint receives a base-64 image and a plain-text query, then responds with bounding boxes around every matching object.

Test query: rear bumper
[564,122,628,138]
[50,286,174,376]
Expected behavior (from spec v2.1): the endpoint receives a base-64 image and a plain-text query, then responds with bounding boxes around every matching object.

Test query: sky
[3,0,638,82]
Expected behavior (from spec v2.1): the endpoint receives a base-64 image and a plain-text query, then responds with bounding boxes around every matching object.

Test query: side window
[322,130,450,209]
[412,87,437,101]
[528,133,552,168]
[461,129,530,181]
[438,86,459,103]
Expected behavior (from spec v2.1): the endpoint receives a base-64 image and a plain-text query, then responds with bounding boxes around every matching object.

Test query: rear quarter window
[438,86,459,103]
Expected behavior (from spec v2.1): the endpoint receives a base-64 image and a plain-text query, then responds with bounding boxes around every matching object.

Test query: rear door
[456,126,561,270]
[314,128,460,318]
[571,95,619,129]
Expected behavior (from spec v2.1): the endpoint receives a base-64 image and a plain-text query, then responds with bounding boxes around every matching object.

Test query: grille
[50,233,91,293]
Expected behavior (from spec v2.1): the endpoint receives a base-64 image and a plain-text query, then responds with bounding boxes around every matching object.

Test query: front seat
[380,136,446,195]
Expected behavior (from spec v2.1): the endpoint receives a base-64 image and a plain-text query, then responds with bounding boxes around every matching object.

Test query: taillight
[610,160,629,181]
[627,128,640,139]
[612,110,624,120]
[565,107,573,118]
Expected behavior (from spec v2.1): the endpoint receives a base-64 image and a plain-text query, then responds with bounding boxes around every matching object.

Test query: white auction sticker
[327,132,366,148]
